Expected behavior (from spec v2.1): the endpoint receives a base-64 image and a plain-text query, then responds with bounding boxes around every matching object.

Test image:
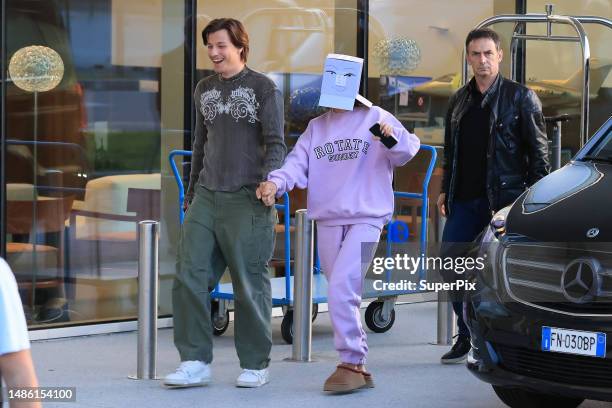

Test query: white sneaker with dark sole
[236,368,269,388]
[163,361,211,388]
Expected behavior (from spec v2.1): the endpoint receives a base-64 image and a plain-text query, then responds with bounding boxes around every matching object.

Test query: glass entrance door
[2,0,185,329]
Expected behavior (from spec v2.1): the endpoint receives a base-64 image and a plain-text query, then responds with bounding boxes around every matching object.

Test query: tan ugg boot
[361,370,374,388]
[323,363,367,392]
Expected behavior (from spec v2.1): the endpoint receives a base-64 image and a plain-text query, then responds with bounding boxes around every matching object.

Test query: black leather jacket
[441,75,550,215]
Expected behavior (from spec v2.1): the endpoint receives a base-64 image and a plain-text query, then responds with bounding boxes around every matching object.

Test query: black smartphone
[369,123,398,149]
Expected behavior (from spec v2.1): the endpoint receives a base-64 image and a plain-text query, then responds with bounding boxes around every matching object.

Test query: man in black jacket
[436,28,549,364]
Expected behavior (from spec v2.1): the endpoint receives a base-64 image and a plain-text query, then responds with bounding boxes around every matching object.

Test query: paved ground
[28,302,610,408]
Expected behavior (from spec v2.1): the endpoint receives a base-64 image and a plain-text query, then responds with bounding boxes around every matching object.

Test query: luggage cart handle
[169,150,191,224]
[389,144,438,272]
[417,144,437,198]
[392,144,437,201]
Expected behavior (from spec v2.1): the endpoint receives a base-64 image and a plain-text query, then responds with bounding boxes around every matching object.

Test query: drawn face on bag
[318,54,363,111]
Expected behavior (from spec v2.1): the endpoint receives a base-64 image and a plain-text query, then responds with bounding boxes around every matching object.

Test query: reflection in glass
[7,43,69,324]
[525,1,612,153]
[367,1,504,244]
[5,0,168,328]
[372,38,421,76]
[9,46,65,92]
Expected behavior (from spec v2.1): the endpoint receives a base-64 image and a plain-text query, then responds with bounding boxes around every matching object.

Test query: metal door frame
[1,0,6,258]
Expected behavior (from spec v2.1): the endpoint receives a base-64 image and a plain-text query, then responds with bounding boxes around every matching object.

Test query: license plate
[542,326,606,358]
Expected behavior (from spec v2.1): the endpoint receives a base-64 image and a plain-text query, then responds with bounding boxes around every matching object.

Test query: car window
[581,119,612,162]
[590,130,612,158]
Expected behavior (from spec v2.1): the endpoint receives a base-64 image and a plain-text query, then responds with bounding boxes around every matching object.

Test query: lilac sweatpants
[317,223,381,365]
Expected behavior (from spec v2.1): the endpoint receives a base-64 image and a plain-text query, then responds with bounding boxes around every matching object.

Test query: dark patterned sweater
[186,66,286,200]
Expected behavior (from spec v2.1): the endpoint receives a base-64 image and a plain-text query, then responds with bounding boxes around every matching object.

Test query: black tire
[311,303,319,322]
[281,306,317,344]
[365,301,395,333]
[281,310,294,344]
[211,301,230,336]
[492,386,584,408]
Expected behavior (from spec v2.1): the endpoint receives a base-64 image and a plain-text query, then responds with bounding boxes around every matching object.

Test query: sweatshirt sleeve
[380,109,421,167]
[267,121,312,197]
[186,84,207,204]
[260,87,287,179]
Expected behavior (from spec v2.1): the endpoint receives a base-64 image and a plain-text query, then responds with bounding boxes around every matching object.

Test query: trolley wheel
[211,301,230,336]
[365,301,395,333]
[281,310,294,344]
[311,303,319,322]
[281,306,319,345]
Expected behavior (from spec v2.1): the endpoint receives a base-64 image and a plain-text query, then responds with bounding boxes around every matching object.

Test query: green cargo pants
[173,184,275,369]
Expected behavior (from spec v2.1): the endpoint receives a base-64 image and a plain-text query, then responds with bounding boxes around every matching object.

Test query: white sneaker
[163,361,211,387]
[236,368,269,388]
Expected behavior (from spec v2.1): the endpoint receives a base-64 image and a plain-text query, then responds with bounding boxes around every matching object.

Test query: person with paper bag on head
[257,54,421,393]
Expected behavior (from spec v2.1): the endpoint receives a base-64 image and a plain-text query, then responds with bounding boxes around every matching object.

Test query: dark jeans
[441,197,491,339]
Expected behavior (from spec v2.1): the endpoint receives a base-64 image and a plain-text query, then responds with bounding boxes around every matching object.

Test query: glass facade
[2,0,184,327]
[367,0,516,245]
[1,0,610,331]
[525,0,612,154]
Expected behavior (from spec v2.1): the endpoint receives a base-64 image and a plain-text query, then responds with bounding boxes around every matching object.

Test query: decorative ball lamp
[8,46,64,308]
[373,38,421,76]
[9,45,64,92]
[7,45,65,189]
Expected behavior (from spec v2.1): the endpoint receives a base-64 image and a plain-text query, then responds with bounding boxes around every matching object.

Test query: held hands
[373,122,395,141]
[437,193,447,218]
[256,181,278,207]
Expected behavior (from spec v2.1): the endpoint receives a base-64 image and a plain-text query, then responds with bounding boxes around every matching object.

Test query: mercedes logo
[561,259,601,303]
[586,228,600,238]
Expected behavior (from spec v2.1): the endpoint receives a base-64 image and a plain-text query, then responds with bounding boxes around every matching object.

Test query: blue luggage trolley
[169,144,436,342]
[361,144,437,333]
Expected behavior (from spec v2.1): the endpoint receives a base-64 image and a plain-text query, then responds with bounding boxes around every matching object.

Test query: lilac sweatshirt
[268,106,420,228]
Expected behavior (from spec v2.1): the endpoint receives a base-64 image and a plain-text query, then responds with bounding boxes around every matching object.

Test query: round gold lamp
[8,45,65,313]
[9,45,64,92]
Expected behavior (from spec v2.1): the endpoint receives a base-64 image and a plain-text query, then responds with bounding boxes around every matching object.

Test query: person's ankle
[341,362,363,371]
